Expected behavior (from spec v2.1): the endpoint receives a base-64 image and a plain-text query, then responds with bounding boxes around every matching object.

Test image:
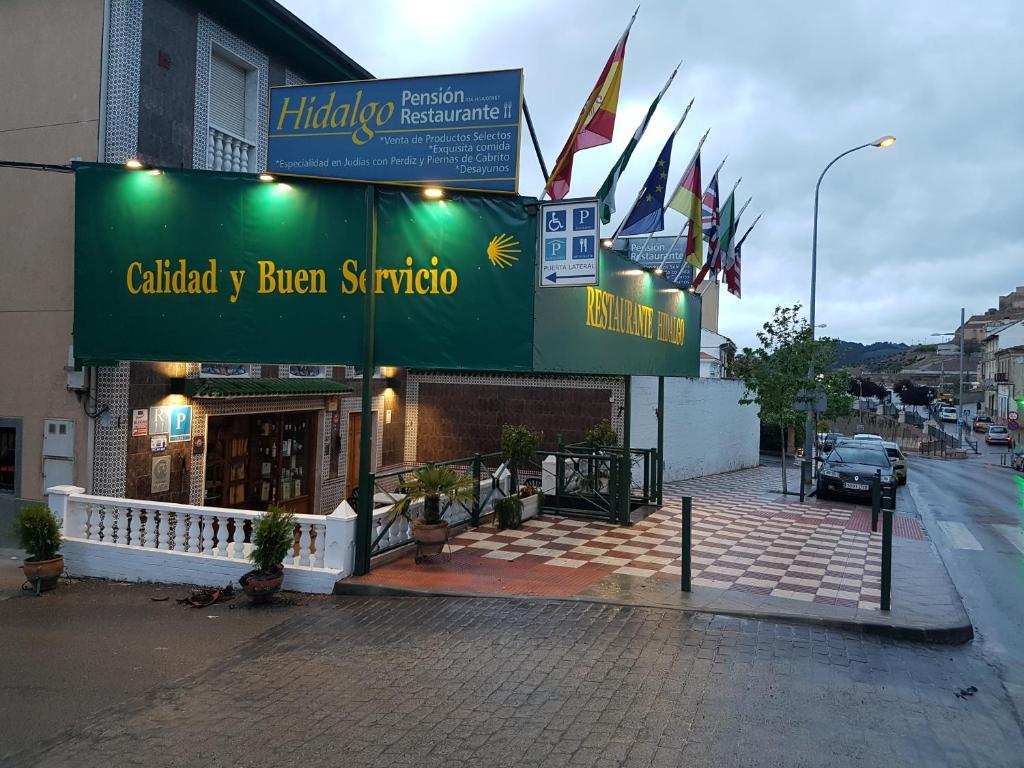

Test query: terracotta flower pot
[23,555,64,592]
[239,565,284,603]
[412,520,449,562]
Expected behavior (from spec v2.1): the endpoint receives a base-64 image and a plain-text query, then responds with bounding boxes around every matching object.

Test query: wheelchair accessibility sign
[538,198,600,288]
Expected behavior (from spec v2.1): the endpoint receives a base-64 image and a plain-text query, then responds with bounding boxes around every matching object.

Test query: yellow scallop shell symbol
[486,233,520,269]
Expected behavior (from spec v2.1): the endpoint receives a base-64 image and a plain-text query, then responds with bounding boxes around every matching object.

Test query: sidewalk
[341,465,972,642]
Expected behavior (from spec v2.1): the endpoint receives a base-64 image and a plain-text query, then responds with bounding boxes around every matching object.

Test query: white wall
[630,377,760,481]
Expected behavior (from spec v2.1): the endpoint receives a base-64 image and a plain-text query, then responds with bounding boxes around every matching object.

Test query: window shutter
[210,53,246,137]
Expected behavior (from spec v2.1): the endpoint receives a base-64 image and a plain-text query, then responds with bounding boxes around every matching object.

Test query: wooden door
[346,412,361,499]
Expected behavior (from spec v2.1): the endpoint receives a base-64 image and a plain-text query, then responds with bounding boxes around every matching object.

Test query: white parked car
[853,433,884,442]
[940,406,958,422]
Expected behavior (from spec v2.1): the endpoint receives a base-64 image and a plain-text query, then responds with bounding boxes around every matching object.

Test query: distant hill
[833,340,911,369]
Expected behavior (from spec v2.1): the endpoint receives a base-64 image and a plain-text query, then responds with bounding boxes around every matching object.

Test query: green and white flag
[597,64,681,224]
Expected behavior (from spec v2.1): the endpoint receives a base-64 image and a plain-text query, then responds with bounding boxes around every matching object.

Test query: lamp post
[804,136,895,470]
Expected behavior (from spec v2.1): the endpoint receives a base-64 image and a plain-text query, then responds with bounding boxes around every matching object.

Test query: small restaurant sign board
[620,236,694,286]
[268,70,523,193]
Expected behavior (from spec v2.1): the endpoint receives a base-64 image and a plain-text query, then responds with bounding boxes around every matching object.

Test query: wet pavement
[908,451,1024,728]
[2,595,1021,768]
[343,465,970,640]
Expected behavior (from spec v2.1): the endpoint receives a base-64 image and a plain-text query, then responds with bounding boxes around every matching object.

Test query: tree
[894,379,935,407]
[849,377,889,401]
[734,304,852,493]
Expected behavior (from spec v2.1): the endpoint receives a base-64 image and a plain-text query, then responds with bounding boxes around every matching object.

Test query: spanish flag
[543,11,636,200]
[667,149,703,269]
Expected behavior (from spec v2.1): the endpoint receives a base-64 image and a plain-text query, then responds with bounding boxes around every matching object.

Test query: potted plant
[239,505,294,602]
[391,465,475,562]
[518,483,544,522]
[494,495,523,530]
[15,505,64,593]
[500,424,543,492]
[583,420,619,493]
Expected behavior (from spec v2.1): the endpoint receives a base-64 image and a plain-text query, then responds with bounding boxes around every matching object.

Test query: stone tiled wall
[413,378,617,462]
[124,362,191,502]
[137,0,197,168]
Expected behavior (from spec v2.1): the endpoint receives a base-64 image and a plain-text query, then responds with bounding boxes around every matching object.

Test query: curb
[334,581,974,644]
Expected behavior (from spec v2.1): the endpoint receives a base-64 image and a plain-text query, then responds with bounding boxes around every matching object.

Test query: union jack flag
[702,171,720,268]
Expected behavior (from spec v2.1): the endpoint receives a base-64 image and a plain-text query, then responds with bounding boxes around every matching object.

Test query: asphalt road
[907,452,1024,725]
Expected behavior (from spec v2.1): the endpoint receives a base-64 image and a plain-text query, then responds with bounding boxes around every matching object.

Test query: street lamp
[804,136,895,469]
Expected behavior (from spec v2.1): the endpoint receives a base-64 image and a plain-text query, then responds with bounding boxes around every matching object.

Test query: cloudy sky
[282,0,1023,348]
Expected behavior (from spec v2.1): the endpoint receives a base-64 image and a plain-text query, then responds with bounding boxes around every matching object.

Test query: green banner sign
[73,163,534,370]
[532,248,700,377]
[74,163,697,376]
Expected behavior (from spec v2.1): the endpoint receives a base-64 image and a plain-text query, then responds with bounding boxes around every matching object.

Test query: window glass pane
[0,427,16,493]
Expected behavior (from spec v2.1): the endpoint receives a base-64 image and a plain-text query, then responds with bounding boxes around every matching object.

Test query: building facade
[2,0,758,527]
[980,320,1024,418]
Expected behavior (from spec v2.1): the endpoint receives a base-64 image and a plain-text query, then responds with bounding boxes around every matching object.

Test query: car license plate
[844,482,869,491]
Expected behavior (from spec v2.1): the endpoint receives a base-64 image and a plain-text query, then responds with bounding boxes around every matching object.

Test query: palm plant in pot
[239,505,294,602]
[15,505,64,593]
[391,465,474,562]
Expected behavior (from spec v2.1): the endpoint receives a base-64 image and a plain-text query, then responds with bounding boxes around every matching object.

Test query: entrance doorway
[204,410,317,515]
[345,411,377,499]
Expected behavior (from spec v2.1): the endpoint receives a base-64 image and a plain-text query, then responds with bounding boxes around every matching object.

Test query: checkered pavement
[440,465,920,610]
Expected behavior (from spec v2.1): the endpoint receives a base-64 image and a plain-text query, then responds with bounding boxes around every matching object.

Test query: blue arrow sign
[546,272,596,283]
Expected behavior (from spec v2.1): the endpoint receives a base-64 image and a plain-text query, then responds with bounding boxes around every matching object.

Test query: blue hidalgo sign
[268,70,523,193]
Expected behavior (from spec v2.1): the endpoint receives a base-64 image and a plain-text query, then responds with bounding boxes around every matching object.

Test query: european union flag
[618,132,674,236]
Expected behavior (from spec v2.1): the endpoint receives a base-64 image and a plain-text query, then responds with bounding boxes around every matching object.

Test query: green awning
[182,378,354,399]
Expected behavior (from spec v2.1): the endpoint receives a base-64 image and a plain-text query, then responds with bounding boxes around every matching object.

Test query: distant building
[980,320,1024,418]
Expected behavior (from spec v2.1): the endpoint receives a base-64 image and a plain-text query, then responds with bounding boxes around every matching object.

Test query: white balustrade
[207,126,255,172]
[50,491,334,567]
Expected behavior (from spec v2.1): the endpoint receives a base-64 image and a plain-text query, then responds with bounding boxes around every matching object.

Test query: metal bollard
[871,469,881,532]
[881,504,893,611]
[681,496,692,593]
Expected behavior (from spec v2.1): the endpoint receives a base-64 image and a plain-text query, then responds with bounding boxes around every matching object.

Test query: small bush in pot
[583,420,618,450]
[494,495,523,530]
[15,505,64,593]
[240,506,294,602]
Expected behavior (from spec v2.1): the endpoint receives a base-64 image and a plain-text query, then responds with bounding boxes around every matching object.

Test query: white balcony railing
[47,487,355,593]
[207,126,255,172]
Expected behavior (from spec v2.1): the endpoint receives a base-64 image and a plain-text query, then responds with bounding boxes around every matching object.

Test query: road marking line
[993,524,1024,555]
[937,521,984,551]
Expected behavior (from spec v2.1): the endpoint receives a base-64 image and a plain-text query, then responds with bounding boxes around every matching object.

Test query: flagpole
[634,126,708,269]
[611,97,693,242]
[634,127,709,263]
[598,62,682,225]
[538,8,638,200]
[736,210,764,247]
[713,177,742,285]
[655,152,726,275]
[736,196,753,222]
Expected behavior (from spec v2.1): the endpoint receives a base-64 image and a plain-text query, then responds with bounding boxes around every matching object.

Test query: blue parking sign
[573,207,595,231]
[545,238,567,261]
[166,405,192,443]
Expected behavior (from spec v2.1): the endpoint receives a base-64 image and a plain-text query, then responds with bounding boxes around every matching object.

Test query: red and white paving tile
[357,465,922,611]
